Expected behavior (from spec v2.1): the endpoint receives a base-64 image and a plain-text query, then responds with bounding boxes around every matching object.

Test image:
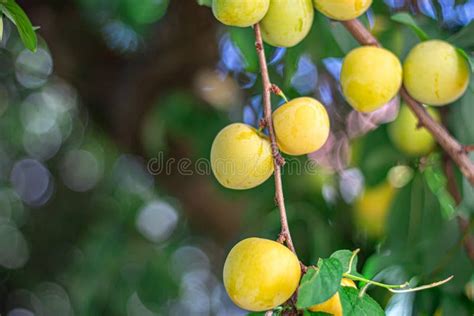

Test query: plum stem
[254,23,296,255]
[271,84,289,103]
[342,18,474,263]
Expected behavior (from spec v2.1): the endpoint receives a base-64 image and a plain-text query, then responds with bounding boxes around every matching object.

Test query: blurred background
[0,0,473,315]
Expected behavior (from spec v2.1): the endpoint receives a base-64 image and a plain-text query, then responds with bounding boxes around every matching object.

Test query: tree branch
[342,18,474,262]
[254,24,296,254]
[342,19,474,186]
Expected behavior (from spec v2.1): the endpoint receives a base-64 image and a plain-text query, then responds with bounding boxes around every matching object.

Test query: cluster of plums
[208,0,471,313]
[211,97,330,189]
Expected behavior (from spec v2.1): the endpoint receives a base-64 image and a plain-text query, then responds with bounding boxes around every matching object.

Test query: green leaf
[197,0,212,7]
[0,0,37,51]
[450,78,474,145]
[229,26,259,72]
[303,311,332,316]
[391,12,429,42]
[330,250,362,277]
[456,47,474,73]
[448,21,474,50]
[247,313,266,316]
[440,294,472,316]
[0,16,3,42]
[361,253,396,281]
[339,287,385,316]
[329,22,359,54]
[423,155,456,219]
[296,258,343,309]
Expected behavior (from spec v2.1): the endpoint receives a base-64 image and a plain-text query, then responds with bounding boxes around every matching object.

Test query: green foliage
[338,287,385,316]
[423,155,457,219]
[0,0,37,51]
[297,258,343,309]
[448,21,474,50]
[303,311,331,316]
[197,0,212,7]
[229,26,259,72]
[330,250,363,277]
[391,12,429,42]
[121,0,170,25]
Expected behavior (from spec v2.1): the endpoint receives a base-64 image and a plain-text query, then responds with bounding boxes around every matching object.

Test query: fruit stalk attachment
[254,23,296,254]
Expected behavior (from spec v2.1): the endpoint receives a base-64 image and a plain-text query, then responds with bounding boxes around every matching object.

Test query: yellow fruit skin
[223,238,301,312]
[389,104,440,157]
[210,123,274,190]
[341,46,403,113]
[309,278,356,315]
[403,40,470,106]
[273,97,330,156]
[260,0,314,47]
[212,0,270,27]
[314,0,372,21]
[354,182,396,239]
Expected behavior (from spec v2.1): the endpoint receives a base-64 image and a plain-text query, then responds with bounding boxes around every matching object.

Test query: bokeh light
[10,159,54,207]
[15,48,53,89]
[136,200,179,244]
[7,309,35,316]
[60,149,103,192]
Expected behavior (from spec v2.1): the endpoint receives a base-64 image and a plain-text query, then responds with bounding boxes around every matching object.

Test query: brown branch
[342,19,474,186]
[443,155,462,205]
[463,145,474,153]
[342,18,474,262]
[254,24,296,254]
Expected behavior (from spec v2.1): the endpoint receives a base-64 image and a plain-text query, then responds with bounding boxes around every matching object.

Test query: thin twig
[254,23,296,254]
[341,18,474,263]
[344,273,410,289]
[388,275,454,293]
[341,19,474,186]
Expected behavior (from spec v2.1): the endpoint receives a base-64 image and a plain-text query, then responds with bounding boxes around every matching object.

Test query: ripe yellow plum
[260,0,314,47]
[341,46,402,113]
[403,40,470,106]
[212,0,270,27]
[388,104,440,156]
[273,97,330,156]
[354,181,396,239]
[314,0,372,21]
[223,238,301,311]
[210,123,274,190]
[309,278,357,315]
